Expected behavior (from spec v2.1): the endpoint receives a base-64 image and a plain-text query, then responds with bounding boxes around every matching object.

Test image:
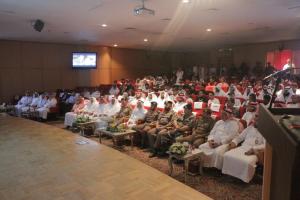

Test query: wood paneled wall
[209,39,300,69]
[0,40,205,102]
[2,39,299,102]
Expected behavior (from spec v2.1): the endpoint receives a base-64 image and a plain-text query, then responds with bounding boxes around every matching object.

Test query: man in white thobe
[83,90,91,99]
[91,90,101,99]
[242,103,256,126]
[275,86,293,104]
[21,92,40,113]
[144,92,157,109]
[127,100,146,128]
[286,95,300,108]
[173,93,186,113]
[282,58,295,70]
[257,85,271,101]
[64,97,85,127]
[214,86,226,97]
[65,93,77,104]
[242,86,254,101]
[227,84,243,99]
[198,108,239,170]
[95,97,120,131]
[222,119,265,183]
[157,91,167,109]
[208,92,220,106]
[36,94,48,109]
[94,96,108,116]
[37,93,57,120]
[129,90,145,107]
[109,82,120,96]
[82,97,99,115]
[175,68,184,84]
[15,92,32,116]
[291,82,300,95]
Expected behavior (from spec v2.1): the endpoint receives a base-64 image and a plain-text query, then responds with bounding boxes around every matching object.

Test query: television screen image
[72,52,97,68]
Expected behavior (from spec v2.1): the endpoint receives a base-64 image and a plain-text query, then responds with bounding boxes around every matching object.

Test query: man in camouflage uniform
[113,98,132,126]
[147,101,175,157]
[132,102,160,148]
[176,108,215,147]
[154,104,195,155]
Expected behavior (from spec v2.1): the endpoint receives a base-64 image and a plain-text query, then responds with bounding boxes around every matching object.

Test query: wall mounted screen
[72,52,97,69]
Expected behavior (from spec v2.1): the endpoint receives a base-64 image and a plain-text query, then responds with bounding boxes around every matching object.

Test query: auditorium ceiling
[0,0,300,51]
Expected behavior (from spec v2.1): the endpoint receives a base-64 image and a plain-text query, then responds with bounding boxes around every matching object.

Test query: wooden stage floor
[0,115,211,200]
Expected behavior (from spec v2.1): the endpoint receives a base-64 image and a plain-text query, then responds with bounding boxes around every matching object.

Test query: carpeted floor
[47,119,262,200]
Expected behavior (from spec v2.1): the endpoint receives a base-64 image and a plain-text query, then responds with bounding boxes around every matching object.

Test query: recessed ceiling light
[113,44,118,47]
[206,28,212,32]
[144,38,148,42]
[182,0,190,3]
[101,24,107,27]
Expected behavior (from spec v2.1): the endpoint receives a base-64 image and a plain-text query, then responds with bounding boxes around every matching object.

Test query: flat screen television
[72,52,97,69]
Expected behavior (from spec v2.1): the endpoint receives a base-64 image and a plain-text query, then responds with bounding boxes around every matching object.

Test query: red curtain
[266,50,293,70]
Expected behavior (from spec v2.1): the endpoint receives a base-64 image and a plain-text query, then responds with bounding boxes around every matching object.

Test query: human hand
[208,140,215,148]
[245,148,255,155]
[228,142,237,150]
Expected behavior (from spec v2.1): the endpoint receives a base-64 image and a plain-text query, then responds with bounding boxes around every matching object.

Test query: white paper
[194,102,203,109]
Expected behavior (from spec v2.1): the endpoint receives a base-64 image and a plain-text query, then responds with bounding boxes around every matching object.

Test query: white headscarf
[107,97,121,116]
[84,97,99,113]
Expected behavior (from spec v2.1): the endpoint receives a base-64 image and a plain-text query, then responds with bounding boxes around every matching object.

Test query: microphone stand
[263,68,291,110]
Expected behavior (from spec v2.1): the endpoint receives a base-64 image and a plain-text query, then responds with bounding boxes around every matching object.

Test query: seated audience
[15,91,32,116]
[222,118,265,183]
[127,100,146,128]
[262,94,271,107]
[110,98,132,126]
[147,101,175,157]
[82,97,99,115]
[151,103,195,157]
[275,85,293,104]
[37,93,57,120]
[286,95,300,108]
[198,108,239,170]
[109,81,120,96]
[214,86,226,97]
[197,90,208,103]
[242,103,257,126]
[91,89,101,99]
[243,93,257,107]
[21,92,40,113]
[95,96,108,116]
[157,91,168,109]
[144,92,158,108]
[177,108,215,147]
[173,93,186,113]
[257,85,271,101]
[133,102,160,148]
[95,96,121,131]
[106,96,121,116]
[64,97,85,127]
[242,86,254,100]
[207,92,220,107]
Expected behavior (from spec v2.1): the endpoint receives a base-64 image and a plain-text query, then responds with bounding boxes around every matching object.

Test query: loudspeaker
[33,19,44,32]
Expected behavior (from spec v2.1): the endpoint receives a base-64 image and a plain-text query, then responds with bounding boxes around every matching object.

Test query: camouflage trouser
[152,129,180,151]
[146,128,168,150]
[176,133,206,148]
[133,124,153,147]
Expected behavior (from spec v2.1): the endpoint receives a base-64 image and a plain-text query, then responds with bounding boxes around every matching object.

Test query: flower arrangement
[74,115,90,124]
[169,142,187,155]
[106,123,127,132]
